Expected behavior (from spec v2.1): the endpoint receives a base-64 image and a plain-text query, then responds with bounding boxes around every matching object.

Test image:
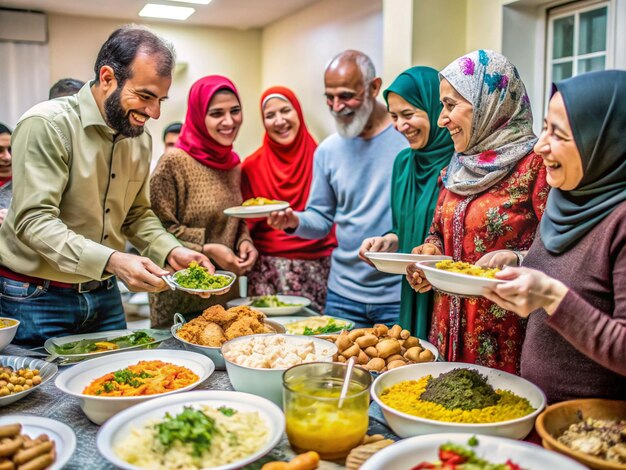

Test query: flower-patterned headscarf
[440,50,537,196]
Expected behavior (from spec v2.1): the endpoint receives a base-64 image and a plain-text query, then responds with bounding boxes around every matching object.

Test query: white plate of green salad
[226,294,311,316]
[44,329,171,361]
[163,262,236,294]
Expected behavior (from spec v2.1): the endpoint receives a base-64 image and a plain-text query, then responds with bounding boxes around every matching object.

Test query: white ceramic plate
[365,252,452,275]
[223,201,290,219]
[164,269,236,295]
[55,349,215,424]
[0,415,76,470]
[371,362,546,439]
[360,433,588,470]
[44,328,171,360]
[97,390,284,470]
[0,356,58,407]
[272,315,354,335]
[227,295,311,316]
[417,260,505,297]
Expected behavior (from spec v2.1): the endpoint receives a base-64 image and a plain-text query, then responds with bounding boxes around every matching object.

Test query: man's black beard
[104,87,145,138]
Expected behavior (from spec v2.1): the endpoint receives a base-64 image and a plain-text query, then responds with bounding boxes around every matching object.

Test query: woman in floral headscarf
[407,50,550,373]
[149,75,258,328]
[241,87,337,312]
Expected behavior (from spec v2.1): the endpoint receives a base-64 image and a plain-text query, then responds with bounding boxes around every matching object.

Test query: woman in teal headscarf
[359,66,454,337]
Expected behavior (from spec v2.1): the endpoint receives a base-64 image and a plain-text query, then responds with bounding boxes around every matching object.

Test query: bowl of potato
[324,324,437,374]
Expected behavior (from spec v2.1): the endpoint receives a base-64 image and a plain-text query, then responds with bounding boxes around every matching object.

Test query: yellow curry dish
[241,197,282,206]
[0,318,18,329]
[435,260,500,279]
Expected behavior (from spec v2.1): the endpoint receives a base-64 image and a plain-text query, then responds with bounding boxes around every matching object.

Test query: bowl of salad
[227,294,311,316]
[360,433,588,470]
[163,262,236,295]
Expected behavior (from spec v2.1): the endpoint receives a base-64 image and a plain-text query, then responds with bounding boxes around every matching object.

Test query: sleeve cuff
[76,241,116,280]
[145,232,183,267]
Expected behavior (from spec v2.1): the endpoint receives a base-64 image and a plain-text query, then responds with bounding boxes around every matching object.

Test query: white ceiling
[0,0,320,29]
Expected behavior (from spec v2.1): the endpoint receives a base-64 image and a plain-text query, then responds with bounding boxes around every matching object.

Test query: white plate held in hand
[223,201,289,219]
[365,252,452,275]
[416,259,505,297]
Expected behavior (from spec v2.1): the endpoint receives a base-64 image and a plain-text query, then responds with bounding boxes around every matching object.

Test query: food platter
[0,415,77,470]
[227,294,311,316]
[416,260,505,297]
[43,328,171,361]
[365,252,452,275]
[55,349,216,424]
[223,201,290,219]
[360,433,588,470]
[0,356,58,407]
[163,269,236,294]
[96,390,284,470]
[271,315,354,336]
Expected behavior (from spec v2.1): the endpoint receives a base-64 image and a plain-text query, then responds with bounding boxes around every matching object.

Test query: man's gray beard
[332,98,373,138]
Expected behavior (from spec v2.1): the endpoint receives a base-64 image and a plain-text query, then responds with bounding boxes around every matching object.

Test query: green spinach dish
[250,295,302,308]
[53,331,155,355]
[174,262,232,290]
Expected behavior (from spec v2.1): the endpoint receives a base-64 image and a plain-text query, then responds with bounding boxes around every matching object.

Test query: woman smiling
[241,87,336,312]
[406,50,550,373]
[149,75,257,328]
[358,66,454,338]
[482,70,626,403]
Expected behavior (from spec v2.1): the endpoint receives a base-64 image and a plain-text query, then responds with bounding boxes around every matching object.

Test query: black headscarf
[540,70,626,253]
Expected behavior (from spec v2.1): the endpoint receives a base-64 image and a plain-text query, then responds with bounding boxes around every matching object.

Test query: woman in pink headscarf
[149,75,258,328]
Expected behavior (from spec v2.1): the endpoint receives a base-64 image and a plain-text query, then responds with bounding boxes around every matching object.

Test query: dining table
[2,338,398,470]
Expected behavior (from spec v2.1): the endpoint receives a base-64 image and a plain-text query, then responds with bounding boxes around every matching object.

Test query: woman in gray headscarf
[483,70,626,403]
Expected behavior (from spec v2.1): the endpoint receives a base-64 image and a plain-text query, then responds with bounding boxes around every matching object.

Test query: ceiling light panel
[139,4,195,20]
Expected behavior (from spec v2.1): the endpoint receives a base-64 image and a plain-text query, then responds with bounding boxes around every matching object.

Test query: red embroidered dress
[426,152,549,373]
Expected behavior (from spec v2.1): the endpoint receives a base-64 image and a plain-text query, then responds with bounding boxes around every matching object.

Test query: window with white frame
[546,0,612,84]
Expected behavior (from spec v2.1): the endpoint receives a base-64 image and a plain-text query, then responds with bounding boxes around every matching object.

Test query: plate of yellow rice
[416,260,506,297]
[371,362,546,439]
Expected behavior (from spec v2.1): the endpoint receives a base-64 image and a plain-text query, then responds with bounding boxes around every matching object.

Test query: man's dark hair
[162,122,182,141]
[0,123,11,135]
[49,78,85,99]
[94,25,175,86]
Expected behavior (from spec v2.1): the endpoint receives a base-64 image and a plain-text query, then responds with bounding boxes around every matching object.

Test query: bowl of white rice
[97,390,284,470]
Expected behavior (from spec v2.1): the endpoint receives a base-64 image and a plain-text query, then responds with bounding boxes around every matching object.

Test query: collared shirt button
[111,173,116,179]
[105,208,110,213]
[103,234,109,240]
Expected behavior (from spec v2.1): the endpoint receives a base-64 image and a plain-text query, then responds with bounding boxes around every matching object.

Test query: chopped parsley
[218,406,237,417]
[155,407,219,457]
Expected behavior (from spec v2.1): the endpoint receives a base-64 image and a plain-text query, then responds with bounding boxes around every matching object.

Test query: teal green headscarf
[383,66,454,338]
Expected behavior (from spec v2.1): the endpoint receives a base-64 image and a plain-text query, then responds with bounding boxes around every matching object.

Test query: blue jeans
[324,289,400,328]
[0,276,126,347]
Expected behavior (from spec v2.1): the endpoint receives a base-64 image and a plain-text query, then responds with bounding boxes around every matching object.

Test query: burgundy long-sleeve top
[521,201,626,404]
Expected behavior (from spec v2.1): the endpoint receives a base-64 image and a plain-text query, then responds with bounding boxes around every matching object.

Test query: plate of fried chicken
[171,305,285,369]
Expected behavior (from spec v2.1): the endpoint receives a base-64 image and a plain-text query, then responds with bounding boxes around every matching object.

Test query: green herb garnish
[174,262,231,290]
[53,330,155,355]
[302,319,345,335]
[420,368,501,410]
[218,406,237,417]
[468,435,479,446]
[155,407,218,457]
[250,295,302,308]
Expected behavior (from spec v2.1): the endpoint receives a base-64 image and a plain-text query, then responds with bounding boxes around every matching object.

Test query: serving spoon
[338,356,356,409]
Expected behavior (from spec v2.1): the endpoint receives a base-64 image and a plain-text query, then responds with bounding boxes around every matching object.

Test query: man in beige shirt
[0,26,215,346]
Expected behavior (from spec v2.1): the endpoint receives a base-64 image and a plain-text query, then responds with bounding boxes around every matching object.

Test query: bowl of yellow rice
[416,260,506,297]
[371,362,545,439]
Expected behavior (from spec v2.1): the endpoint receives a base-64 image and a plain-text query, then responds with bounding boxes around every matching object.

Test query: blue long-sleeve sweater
[293,124,406,304]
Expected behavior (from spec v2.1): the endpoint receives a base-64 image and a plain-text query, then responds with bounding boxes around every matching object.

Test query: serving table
[2,339,397,470]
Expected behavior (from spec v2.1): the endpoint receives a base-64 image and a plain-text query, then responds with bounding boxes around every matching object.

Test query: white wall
[261,0,383,141]
[47,14,263,161]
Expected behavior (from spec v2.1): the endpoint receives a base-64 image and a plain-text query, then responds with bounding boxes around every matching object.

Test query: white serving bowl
[221,334,338,406]
[360,432,588,470]
[55,349,215,424]
[0,317,20,351]
[0,356,58,407]
[227,295,311,316]
[97,390,284,470]
[371,362,546,439]
[417,260,505,297]
[365,252,452,275]
[171,317,285,370]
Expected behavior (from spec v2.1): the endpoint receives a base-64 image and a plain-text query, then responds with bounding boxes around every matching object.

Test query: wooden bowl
[535,398,626,470]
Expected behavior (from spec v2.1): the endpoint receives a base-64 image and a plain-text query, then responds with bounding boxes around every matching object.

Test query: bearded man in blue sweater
[267,50,406,327]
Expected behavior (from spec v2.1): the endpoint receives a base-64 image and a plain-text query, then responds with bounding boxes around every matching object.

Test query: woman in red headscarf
[241,87,337,312]
[149,75,258,328]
